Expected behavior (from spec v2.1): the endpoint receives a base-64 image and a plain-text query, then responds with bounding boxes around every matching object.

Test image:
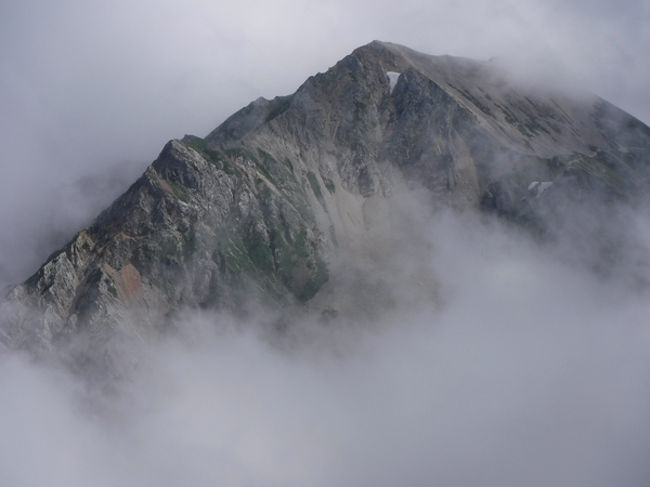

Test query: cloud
[2,208,650,486]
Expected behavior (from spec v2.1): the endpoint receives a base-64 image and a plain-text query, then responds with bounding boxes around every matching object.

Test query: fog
[2,1,650,485]
[2,208,650,486]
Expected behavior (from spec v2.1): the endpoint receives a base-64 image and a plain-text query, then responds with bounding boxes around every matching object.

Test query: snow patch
[386,71,400,93]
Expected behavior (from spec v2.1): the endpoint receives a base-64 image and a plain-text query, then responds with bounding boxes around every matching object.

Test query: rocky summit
[3,41,650,356]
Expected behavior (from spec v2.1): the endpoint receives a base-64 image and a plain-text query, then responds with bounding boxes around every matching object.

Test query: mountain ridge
[3,41,650,359]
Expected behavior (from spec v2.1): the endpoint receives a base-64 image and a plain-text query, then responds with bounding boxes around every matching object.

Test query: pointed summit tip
[347,40,413,70]
[366,39,390,48]
[350,40,442,66]
[353,40,400,54]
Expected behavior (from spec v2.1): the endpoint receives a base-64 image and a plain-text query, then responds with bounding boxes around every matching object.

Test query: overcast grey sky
[0,0,648,284]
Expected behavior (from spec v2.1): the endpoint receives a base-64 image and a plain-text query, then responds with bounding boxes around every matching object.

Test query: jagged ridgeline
[3,41,650,350]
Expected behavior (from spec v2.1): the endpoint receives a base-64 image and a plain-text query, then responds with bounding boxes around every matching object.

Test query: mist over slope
[2,208,650,487]
[1,40,650,486]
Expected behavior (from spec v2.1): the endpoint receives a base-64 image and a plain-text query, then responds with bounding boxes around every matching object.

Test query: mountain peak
[2,42,649,363]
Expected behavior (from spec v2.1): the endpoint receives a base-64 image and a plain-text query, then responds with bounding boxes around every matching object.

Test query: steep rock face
[3,41,650,351]
[4,139,328,348]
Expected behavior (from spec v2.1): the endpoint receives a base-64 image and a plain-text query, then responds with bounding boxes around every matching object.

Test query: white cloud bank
[2,210,650,487]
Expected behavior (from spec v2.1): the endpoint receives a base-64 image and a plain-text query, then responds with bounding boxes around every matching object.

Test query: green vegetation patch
[264,95,292,122]
[322,176,336,194]
[212,210,328,303]
[253,148,277,181]
[168,180,190,203]
[295,255,328,302]
[244,231,275,275]
[567,155,625,194]
[160,239,180,261]
[274,225,328,302]
[225,147,259,164]
[182,135,225,167]
[306,171,324,203]
[282,157,294,172]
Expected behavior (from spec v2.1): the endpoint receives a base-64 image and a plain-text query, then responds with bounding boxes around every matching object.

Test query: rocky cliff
[3,41,650,354]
